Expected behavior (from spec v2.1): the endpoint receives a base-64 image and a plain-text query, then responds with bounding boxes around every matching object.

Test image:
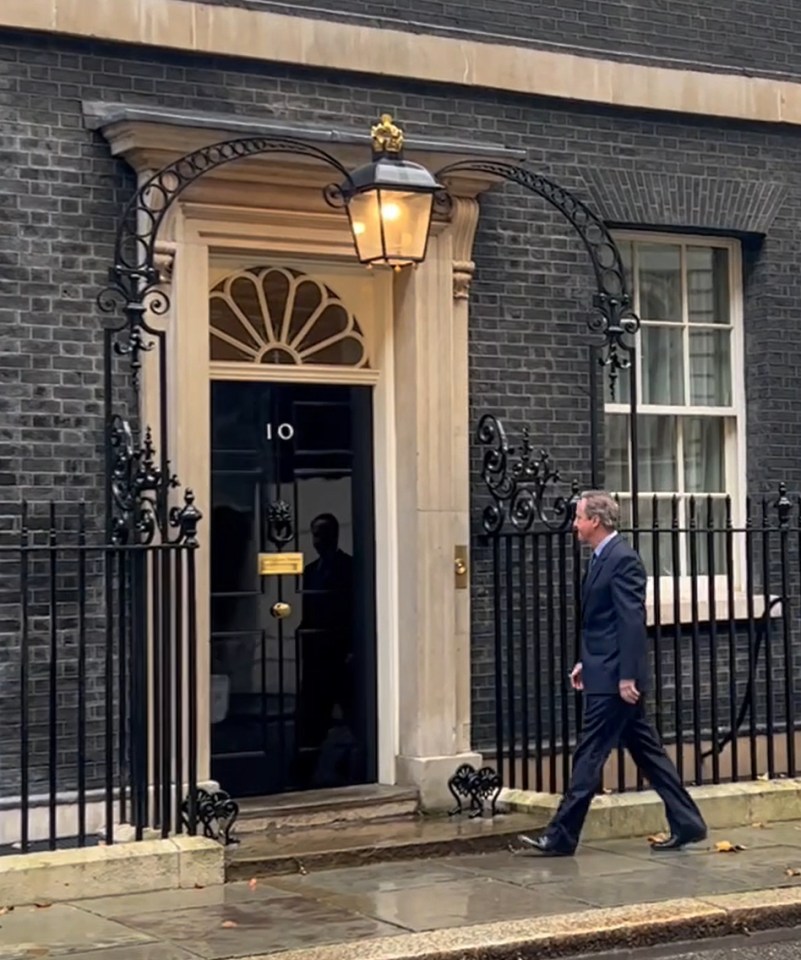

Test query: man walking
[517,490,707,856]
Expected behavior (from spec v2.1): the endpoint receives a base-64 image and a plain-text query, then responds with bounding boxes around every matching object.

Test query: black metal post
[589,344,600,488]
[19,501,30,853]
[48,502,58,850]
[77,502,88,845]
[777,484,795,777]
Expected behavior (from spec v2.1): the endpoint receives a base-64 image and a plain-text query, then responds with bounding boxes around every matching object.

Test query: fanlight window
[209,266,369,367]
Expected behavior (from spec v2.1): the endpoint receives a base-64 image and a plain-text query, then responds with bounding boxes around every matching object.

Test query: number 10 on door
[266,423,295,441]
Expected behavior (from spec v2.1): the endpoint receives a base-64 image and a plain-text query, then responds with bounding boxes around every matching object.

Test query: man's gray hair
[580,490,620,530]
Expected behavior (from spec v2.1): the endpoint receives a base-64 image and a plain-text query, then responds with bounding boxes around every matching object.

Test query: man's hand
[570,662,584,691]
[619,679,640,704]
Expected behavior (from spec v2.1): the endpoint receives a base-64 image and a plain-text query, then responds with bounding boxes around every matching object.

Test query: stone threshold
[236,785,419,834]
[226,812,541,880]
[236,886,801,960]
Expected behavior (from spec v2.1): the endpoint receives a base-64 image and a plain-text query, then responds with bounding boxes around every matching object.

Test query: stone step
[225,811,541,880]
[234,784,420,834]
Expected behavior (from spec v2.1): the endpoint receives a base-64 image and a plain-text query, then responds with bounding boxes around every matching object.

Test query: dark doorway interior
[209,381,376,797]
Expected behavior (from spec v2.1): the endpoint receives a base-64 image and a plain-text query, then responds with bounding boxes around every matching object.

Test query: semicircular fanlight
[209,266,369,368]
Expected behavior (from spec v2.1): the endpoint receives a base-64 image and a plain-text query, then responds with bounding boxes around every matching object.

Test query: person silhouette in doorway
[295,513,356,787]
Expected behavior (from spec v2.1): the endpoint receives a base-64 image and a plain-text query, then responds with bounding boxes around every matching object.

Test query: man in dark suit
[517,490,707,856]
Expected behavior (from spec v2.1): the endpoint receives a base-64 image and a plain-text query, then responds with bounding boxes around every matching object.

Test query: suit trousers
[547,694,706,853]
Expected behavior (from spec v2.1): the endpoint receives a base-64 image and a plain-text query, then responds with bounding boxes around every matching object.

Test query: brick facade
[2,23,801,791]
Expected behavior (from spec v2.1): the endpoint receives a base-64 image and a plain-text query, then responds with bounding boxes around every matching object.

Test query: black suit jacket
[581,535,650,695]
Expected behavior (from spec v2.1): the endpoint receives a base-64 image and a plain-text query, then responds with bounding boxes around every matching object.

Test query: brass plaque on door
[258,552,303,576]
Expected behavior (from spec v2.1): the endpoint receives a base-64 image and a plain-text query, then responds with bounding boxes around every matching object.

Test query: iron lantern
[341,115,442,268]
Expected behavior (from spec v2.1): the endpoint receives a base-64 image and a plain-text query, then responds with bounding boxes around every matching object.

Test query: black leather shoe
[649,830,707,851]
[513,834,574,857]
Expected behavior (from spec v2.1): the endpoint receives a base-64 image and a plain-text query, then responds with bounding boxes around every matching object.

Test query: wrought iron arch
[436,160,639,384]
[436,158,642,522]
[98,137,355,545]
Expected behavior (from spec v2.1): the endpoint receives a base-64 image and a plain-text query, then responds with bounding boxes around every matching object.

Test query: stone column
[142,204,213,789]
[450,198,479,755]
[394,199,482,809]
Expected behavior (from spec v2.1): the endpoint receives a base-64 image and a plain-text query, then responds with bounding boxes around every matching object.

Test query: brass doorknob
[455,558,468,576]
[270,601,292,619]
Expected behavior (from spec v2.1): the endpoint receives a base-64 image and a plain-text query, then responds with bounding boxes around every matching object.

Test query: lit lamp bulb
[381,202,401,222]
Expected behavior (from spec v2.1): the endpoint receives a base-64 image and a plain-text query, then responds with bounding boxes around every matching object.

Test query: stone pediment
[83,101,525,206]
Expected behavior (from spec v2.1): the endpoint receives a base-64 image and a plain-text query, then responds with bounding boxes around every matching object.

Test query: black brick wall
[2,28,801,794]
[189,0,801,78]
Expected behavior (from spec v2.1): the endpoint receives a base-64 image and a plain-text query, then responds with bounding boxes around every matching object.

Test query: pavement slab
[101,895,404,958]
[0,903,154,960]
[44,948,198,960]
[319,875,593,929]
[76,882,297,920]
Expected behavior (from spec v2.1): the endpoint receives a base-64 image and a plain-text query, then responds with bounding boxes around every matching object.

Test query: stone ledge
[237,887,801,960]
[499,777,801,840]
[6,0,801,129]
[0,835,223,907]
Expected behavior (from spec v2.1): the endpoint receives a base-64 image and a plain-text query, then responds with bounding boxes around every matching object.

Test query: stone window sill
[645,592,782,627]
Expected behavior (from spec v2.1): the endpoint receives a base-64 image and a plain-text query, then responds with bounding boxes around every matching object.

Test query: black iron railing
[473,416,801,794]
[0,501,199,853]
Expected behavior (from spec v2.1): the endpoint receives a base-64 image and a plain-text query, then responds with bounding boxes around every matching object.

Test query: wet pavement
[4,822,801,959]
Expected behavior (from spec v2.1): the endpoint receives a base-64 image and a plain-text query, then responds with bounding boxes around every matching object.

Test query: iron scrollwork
[98,136,353,335]
[447,763,503,818]
[107,414,201,545]
[182,788,240,846]
[435,159,641,398]
[477,414,580,535]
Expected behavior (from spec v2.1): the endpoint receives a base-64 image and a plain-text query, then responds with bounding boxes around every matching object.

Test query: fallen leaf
[757,772,769,781]
[248,878,258,890]
[194,884,204,890]
[715,841,746,853]
[785,868,801,877]
[647,833,668,844]
[34,902,52,909]
[221,920,238,929]
[751,822,769,829]
[0,908,8,916]
[603,788,613,795]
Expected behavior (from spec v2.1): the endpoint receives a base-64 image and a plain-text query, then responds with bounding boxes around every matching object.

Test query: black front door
[209,381,376,797]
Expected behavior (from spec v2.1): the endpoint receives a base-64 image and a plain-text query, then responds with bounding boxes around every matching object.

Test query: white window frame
[606,231,754,619]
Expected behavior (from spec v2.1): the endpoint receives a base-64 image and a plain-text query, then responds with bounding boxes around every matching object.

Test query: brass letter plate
[258,552,303,576]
